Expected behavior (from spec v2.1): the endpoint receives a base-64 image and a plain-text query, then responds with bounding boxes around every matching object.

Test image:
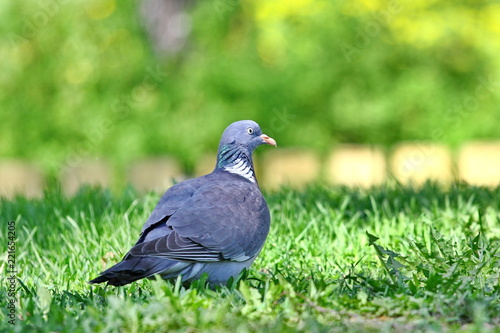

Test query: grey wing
[130,230,222,262]
[136,178,203,243]
[129,182,270,262]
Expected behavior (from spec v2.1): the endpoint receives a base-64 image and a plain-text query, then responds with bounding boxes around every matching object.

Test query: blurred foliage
[1,0,499,174]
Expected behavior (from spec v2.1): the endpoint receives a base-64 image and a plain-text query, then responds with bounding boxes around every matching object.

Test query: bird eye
[247,127,254,134]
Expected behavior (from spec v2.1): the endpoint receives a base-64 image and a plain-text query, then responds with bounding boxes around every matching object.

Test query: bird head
[218,120,277,154]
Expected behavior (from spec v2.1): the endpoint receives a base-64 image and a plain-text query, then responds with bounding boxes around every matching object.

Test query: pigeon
[89,120,277,286]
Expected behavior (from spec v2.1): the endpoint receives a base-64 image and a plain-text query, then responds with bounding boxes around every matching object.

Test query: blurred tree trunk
[139,0,192,56]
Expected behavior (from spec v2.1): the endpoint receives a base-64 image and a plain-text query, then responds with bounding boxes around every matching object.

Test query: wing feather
[130,231,221,262]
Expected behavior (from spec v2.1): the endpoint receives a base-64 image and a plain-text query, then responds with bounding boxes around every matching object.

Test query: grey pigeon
[89,120,277,286]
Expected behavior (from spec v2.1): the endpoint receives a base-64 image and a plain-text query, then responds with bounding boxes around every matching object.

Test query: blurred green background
[1,0,499,176]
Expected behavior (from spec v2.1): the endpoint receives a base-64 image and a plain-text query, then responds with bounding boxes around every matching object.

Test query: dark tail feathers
[89,256,173,286]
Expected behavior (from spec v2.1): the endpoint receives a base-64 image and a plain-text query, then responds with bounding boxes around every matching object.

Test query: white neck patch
[224,158,255,183]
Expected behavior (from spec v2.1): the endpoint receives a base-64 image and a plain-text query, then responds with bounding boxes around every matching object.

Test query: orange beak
[260,134,277,147]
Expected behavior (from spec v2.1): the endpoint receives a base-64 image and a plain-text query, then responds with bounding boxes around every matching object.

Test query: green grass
[1,183,500,332]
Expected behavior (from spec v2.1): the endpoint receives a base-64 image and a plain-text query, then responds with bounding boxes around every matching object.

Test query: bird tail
[89,256,175,286]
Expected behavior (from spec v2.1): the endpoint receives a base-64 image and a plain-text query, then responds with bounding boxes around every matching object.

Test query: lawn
[1,183,499,332]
